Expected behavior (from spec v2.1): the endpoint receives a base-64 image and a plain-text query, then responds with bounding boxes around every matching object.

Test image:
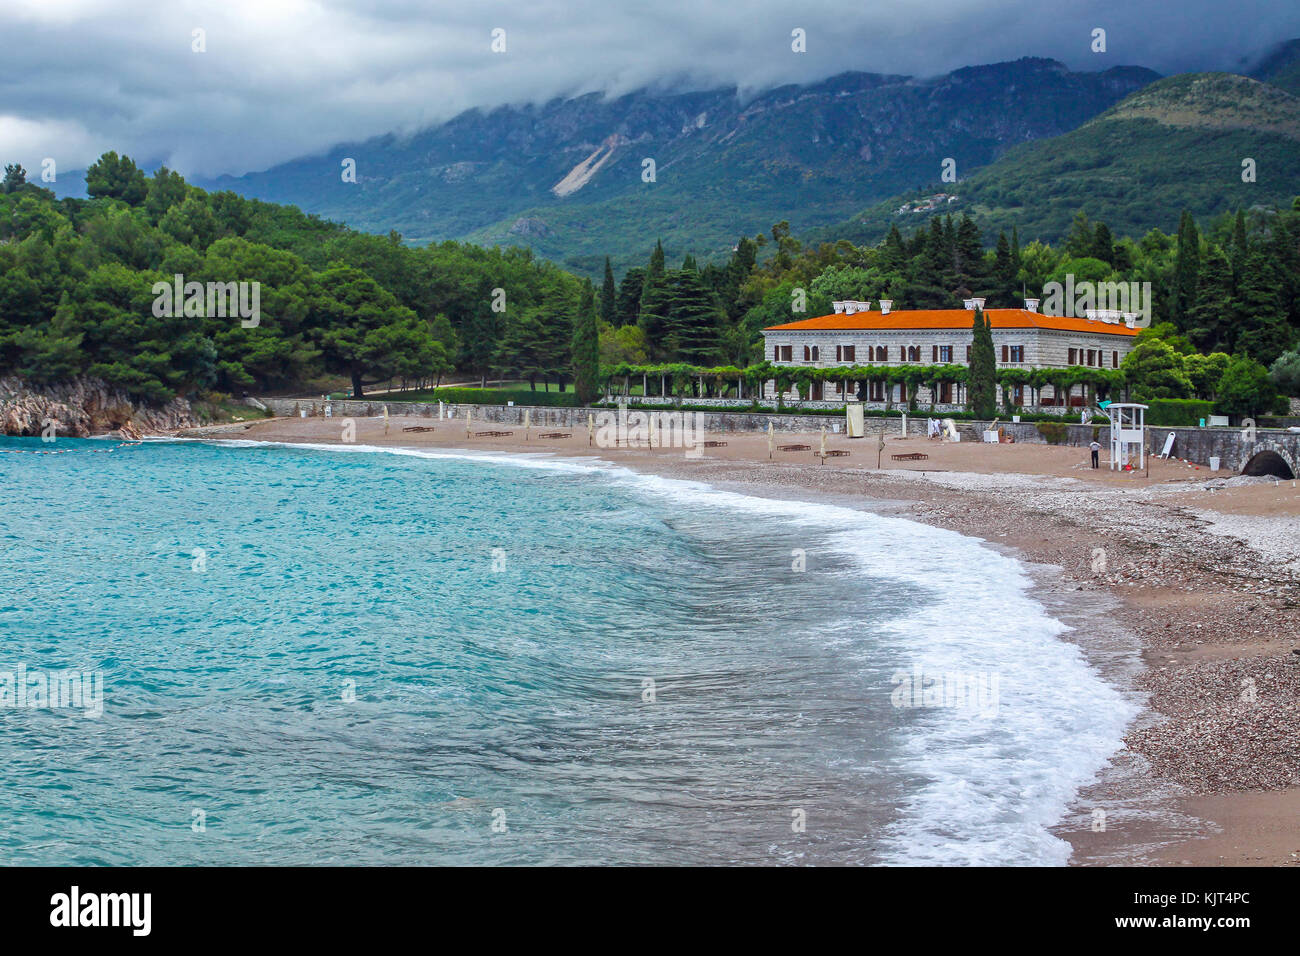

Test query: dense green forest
[2,153,1298,414]
[0,154,593,402]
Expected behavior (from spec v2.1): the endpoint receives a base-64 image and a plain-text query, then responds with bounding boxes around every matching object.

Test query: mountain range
[200,57,1158,273]
[47,41,1300,275]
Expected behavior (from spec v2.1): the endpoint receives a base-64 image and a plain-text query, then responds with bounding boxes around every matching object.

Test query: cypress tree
[1230,209,1249,290]
[571,279,600,405]
[1186,248,1233,353]
[600,257,617,326]
[1171,210,1200,330]
[968,306,997,419]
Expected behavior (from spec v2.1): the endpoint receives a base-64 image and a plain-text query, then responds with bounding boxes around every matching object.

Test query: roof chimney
[832,300,846,314]
[1024,297,1039,313]
[878,299,892,315]
[963,298,976,310]
[971,297,986,310]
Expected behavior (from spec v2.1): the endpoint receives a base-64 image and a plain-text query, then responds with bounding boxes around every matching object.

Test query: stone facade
[761,302,1139,409]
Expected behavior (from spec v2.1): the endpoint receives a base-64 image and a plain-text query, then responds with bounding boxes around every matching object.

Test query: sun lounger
[891,452,929,461]
[401,425,436,432]
[474,430,514,437]
[701,440,728,447]
[538,432,570,438]
[778,443,811,451]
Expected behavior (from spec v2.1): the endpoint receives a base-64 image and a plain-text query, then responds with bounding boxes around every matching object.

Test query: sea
[0,436,1137,865]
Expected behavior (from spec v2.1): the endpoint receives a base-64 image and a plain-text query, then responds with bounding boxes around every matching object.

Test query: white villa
[762,297,1140,410]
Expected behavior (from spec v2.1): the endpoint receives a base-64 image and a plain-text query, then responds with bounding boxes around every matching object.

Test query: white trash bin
[1209,456,1220,472]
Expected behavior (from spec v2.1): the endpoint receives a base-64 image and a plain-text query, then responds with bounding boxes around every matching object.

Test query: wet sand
[176,414,1300,866]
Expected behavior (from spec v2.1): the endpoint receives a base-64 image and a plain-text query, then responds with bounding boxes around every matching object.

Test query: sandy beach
[178,413,1300,866]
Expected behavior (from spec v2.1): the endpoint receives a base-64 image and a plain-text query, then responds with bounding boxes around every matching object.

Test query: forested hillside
[0,154,588,402]
[3,152,1298,417]
[823,72,1300,247]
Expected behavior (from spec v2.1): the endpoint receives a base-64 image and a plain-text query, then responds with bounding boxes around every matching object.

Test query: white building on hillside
[761,297,1140,410]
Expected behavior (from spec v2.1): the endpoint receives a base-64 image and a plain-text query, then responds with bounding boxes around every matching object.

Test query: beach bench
[474,430,514,437]
[778,443,811,451]
[891,452,929,461]
[401,425,436,432]
[538,432,571,439]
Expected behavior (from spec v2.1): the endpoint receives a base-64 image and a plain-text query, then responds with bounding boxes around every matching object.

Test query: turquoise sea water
[0,437,1136,865]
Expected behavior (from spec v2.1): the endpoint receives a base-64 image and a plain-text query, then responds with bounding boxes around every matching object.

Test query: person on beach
[1089,439,1101,469]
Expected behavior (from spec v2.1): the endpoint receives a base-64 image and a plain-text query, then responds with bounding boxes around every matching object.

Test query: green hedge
[1141,398,1216,427]
[1035,421,1070,444]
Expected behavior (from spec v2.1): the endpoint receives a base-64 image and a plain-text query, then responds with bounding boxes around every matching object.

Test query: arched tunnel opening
[1240,450,1296,480]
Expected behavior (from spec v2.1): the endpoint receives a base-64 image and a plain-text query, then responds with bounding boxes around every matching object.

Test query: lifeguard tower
[1102,402,1147,471]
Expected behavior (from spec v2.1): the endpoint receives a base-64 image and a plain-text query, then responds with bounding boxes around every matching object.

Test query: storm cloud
[1,0,1297,179]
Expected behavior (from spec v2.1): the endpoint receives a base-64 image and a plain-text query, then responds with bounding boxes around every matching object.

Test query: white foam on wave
[184,436,1139,864]
[595,469,1139,865]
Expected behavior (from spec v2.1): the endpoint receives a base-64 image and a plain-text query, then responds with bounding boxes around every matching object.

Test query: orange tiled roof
[764,309,1139,336]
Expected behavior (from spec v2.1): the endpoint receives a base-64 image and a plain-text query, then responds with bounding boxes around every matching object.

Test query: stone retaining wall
[257,397,1300,472]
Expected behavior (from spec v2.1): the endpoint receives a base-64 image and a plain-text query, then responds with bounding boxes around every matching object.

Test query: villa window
[777,345,792,362]
[810,345,819,361]
[938,345,953,363]
[1112,350,1118,368]
[1008,345,1023,363]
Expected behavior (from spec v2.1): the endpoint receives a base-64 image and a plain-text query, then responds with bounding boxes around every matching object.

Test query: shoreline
[170,414,1300,866]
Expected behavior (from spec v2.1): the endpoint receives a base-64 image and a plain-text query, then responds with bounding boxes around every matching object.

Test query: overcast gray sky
[2,0,1297,179]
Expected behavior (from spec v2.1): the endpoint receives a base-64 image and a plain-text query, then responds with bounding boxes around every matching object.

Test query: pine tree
[1233,250,1291,366]
[660,270,722,365]
[968,307,997,419]
[600,257,617,326]
[1092,223,1114,265]
[571,280,600,405]
[615,268,645,327]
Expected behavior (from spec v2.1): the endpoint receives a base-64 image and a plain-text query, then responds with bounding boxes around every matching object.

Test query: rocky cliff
[0,377,199,438]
